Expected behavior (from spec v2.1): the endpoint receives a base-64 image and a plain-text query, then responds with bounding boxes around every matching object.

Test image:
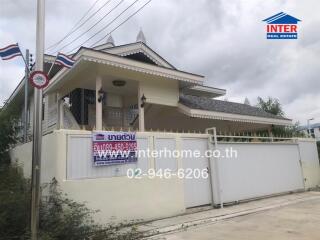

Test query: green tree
[256,97,305,138]
[257,97,284,117]
[0,106,19,164]
[0,106,29,239]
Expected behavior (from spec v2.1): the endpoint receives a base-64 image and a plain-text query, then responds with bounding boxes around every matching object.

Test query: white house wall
[139,78,179,106]
[106,93,123,108]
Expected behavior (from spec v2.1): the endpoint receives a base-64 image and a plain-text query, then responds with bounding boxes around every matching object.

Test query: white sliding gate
[213,142,305,204]
[181,138,212,208]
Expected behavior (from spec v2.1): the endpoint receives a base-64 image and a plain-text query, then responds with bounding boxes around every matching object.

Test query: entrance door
[181,138,212,208]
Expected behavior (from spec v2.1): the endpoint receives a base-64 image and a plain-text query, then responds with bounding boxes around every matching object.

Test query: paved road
[160,198,320,240]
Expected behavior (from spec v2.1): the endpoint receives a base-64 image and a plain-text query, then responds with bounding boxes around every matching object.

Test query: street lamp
[140,94,146,108]
[307,118,314,137]
[97,88,106,103]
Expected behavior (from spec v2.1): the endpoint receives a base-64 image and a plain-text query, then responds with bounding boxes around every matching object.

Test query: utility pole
[30,0,45,239]
[24,49,29,143]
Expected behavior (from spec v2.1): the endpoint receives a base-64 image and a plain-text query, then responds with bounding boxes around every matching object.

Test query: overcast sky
[0,0,319,125]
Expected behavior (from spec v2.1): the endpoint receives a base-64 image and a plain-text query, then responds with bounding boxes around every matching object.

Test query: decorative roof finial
[244,97,250,105]
[106,35,115,46]
[136,28,146,44]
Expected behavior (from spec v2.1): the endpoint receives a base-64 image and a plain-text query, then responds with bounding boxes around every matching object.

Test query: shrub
[0,171,143,240]
[39,179,143,240]
[0,163,30,239]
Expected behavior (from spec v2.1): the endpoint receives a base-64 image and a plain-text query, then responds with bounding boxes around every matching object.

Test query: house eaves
[178,95,292,126]
[182,85,227,98]
[45,48,204,94]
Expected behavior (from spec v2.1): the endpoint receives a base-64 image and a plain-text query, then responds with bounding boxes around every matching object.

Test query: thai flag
[56,52,75,68]
[0,43,22,60]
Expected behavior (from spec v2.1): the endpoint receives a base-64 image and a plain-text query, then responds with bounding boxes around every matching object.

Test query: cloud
[0,62,24,106]
[0,0,319,123]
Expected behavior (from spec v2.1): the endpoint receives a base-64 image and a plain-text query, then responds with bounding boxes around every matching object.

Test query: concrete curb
[144,194,320,239]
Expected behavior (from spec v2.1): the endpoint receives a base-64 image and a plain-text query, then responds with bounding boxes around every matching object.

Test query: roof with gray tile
[179,95,290,120]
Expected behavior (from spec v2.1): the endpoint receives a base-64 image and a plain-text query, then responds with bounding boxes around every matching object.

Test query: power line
[54,0,124,54]
[70,0,102,29]
[89,0,152,48]
[66,0,145,54]
[46,0,101,51]
[47,0,113,52]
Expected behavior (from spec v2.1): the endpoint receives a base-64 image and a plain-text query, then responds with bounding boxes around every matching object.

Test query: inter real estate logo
[263,12,301,39]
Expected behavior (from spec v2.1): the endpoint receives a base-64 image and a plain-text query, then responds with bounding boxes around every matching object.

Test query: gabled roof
[45,47,204,94]
[263,12,301,24]
[93,42,176,69]
[179,95,291,125]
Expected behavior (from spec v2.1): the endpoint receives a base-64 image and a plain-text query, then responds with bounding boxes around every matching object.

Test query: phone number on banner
[127,168,209,179]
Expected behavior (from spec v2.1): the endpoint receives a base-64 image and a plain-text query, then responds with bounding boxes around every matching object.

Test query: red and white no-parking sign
[29,71,49,89]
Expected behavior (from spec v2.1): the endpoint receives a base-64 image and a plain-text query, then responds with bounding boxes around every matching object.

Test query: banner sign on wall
[92,132,137,166]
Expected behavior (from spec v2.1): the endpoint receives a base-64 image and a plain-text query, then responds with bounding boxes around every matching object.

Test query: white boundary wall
[10,130,320,223]
[11,130,209,222]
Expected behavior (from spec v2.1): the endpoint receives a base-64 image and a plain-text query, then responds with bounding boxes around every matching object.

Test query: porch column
[96,76,103,130]
[138,85,145,132]
[268,126,274,141]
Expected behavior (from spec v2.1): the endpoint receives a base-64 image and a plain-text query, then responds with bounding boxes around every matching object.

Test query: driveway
[156,197,320,240]
[143,192,320,240]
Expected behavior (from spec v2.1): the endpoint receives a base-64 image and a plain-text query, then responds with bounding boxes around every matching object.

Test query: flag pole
[30,0,45,239]
[17,43,28,67]
[47,53,58,77]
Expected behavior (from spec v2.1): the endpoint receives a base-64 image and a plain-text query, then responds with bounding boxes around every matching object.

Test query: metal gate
[181,137,212,208]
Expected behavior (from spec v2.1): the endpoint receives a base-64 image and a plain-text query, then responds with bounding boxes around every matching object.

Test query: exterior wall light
[98,88,106,103]
[140,94,146,108]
